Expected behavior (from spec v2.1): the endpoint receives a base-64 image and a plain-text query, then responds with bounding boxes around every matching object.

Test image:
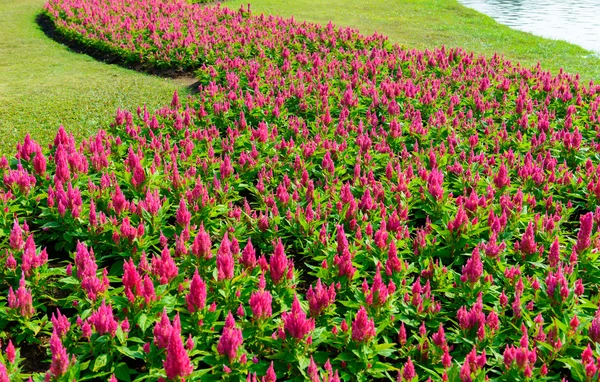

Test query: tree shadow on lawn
[35,12,201,94]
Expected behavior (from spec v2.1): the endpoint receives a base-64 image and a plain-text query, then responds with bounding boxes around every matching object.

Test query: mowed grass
[1,0,600,156]
[0,0,188,156]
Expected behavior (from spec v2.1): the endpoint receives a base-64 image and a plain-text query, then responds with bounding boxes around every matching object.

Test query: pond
[456,0,600,55]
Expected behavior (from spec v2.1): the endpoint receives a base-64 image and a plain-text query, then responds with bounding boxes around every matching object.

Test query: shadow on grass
[35,12,201,94]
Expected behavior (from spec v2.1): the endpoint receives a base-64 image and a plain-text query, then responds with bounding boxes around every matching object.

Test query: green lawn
[0,0,188,156]
[1,0,599,156]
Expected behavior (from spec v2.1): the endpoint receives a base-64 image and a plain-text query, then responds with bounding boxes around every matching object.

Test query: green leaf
[93,354,108,372]
[114,362,132,382]
[374,342,396,357]
[138,313,150,333]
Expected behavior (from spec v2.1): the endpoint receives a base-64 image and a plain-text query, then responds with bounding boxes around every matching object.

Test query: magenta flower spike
[351,306,376,343]
[306,279,336,316]
[9,219,23,251]
[460,247,483,284]
[5,341,15,364]
[186,268,207,313]
[217,311,243,361]
[192,223,212,259]
[282,295,315,340]
[217,233,235,281]
[249,274,273,320]
[89,300,119,337]
[49,329,70,378]
[164,314,193,380]
[153,309,173,350]
[51,309,71,338]
[8,272,34,318]
[269,238,288,285]
[0,363,7,382]
[176,198,191,227]
[575,212,593,253]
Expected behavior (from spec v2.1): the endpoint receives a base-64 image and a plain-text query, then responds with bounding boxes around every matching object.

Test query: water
[457,0,600,55]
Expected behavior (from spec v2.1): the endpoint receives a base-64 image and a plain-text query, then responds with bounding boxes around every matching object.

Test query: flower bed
[2,0,600,381]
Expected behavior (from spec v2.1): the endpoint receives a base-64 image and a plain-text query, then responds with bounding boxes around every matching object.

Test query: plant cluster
[2,0,600,381]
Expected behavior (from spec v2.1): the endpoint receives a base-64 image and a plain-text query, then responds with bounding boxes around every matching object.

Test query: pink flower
[123,258,142,303]
[8,272,34,317]
[176,198,191,227]
[49,329,70,378]
[89,300,119,337]
[519,222,537,255]
[0,363,7,382]
[365,264,390,306]
[402,357,416,381]
[152,247,178,285]
[385,240,402,276]
[282,295,315,340]
[5,341,15,364]
[264,362,277,382]
[164,314,193,380]
[249,274,272,320]
[240,239,257,270]
[575,212,593,253]
[186,268,207,313]
[306,279,336,316]
[51,309,71,337]
[351,306,376,343]
[154,309,173,349]
[269,239,288,284]
[9,219,23,251]
[493,162,510,189]
[141,275,157,305]
[460,247,483,284]
[191,223,212,259]
[217,312,243,361]
[217,233,235,280]
[427,169,444,201]
[589,312,600,343]
[307,356,319,382]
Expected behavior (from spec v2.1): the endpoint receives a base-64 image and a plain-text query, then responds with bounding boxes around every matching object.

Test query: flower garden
[1,0,600,380]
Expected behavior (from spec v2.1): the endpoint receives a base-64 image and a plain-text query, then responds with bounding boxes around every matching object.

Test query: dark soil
[20,337,50,374]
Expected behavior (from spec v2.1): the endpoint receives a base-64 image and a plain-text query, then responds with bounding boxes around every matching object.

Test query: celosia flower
[217,233,235,280]
[460,247,483,284]
[49,329,70,378]
[402,357,416,381]
[240,238,257,270]
[154,309,173,349]
[264,362,277,382]
[51,309,71,337]
[0,363,8,382]
[282,295,315,340]
[5,341,15,364]
[306,279,336,316]
[351,306,376,343]
[519,222,537,255]
[249,274,272,320]
[88,300,119,337]
[176,198,191,227]
[191,223,212,259]
[152,246,179,285]
[217,311,243,361]
[575,212,593,253]
[186,268,207,313]
[164,314,193,380]
[9,219,23,251]
[269,239,288,285]
[8,272,34,317]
